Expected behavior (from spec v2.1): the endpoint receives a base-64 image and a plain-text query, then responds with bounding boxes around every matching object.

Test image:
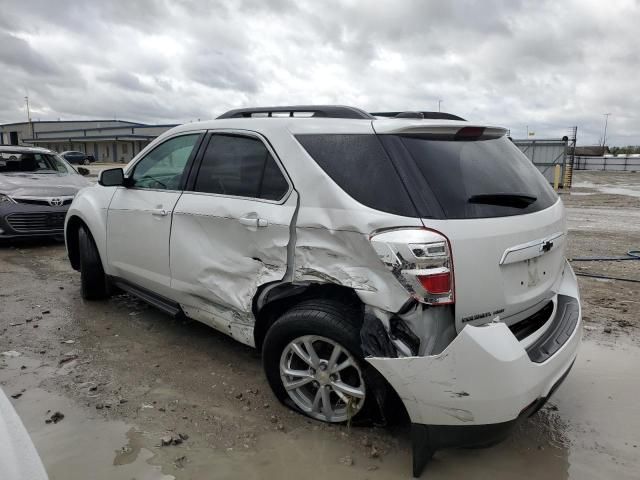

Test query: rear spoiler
[372,122,508,140]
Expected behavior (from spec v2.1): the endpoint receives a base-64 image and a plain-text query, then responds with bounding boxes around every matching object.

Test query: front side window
[131,134,199,190]
[193,134,289,201]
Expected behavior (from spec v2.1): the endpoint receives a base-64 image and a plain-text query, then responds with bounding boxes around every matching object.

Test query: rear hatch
[373,121,565,331]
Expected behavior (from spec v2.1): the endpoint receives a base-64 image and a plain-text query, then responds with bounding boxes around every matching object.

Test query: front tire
[262,299,379,423]
[78,226,109,300]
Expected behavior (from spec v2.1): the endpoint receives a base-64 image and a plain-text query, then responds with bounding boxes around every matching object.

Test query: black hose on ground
[568,250,640,262]
[569,249,640,283]
[574,272,640,283]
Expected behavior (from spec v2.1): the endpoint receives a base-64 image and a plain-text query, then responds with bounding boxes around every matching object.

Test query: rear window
[384,135,558,219]
[296,134,558,219]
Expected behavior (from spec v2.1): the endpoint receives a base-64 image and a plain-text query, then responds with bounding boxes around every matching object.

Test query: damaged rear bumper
[368,305,581,426]
[366,260,581,475]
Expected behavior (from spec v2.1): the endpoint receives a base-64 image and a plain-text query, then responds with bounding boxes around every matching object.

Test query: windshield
[0,152,73,174]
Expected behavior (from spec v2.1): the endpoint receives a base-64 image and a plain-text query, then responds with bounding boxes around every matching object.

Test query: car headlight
[0,194,16,204]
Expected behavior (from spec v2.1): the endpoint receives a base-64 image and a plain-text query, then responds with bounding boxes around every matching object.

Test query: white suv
[65,106,581,476]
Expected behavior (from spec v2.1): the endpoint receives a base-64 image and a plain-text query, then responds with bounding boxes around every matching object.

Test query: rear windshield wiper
[468,193,537,208]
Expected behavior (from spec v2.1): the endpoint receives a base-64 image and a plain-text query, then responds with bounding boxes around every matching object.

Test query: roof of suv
[166,114,504,138]
[158,105,507,138]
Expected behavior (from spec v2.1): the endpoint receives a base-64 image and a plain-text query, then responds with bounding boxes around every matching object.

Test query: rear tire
[262,298,383,424]
[78,226,109,300]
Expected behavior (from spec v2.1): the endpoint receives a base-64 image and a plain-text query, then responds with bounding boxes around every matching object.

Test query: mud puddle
[1,355,172,480]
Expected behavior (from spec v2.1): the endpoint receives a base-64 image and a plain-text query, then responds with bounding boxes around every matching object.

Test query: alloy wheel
[279,335,365,422]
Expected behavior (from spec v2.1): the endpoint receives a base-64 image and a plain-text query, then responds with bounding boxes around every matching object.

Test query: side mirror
[77,167,90,176]
[98,168,125,187]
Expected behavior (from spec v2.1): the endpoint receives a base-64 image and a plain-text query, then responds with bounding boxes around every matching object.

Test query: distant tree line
[608,145,640,155]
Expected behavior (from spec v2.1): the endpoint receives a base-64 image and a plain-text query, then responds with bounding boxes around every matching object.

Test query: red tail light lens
[417,272,451,295]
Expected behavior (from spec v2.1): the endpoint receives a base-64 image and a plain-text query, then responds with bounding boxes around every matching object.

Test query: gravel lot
[1,171,639,479]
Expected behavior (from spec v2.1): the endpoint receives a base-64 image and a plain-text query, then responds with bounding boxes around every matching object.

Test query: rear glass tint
[386,135,558,219]
[296,134,558,220]
[295,134,417,217]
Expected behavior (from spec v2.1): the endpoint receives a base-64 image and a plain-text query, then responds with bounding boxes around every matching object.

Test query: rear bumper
[367,260,581,476]
[367,260,581,427]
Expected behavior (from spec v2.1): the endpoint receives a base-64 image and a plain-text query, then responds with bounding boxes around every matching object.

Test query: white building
[0,120,177,163]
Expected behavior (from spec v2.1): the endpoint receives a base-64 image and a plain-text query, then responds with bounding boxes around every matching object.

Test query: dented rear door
[169,132,296,346]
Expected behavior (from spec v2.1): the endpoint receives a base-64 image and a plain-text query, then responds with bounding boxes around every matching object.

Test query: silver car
[0,146,91,240]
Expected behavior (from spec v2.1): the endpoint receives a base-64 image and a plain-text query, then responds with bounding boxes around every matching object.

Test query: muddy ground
[1,170,639,479]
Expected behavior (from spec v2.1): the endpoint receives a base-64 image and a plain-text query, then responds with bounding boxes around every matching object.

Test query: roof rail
[371,111,466,121]
[217,105,375,120]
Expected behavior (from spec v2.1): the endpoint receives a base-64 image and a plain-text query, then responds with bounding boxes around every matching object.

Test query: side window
[295,134,417,216]
[131,134,199,190]
[193,134,289,200]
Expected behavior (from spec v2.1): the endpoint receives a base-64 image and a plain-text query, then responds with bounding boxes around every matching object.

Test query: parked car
[64,106,582,476]
[0,146,91,240]
[0,387,49,479]
[60,151,94,165]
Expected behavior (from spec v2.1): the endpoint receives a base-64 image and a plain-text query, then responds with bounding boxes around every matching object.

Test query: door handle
[239,216,268,228]
[151,208,168,217]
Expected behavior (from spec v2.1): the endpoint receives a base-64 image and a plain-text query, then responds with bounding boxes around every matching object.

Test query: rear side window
[384,135,558,219]
[194,134,289,201]
[295,134,417,217]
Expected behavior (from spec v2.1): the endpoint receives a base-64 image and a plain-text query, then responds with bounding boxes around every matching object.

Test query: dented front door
[169,132,296,346]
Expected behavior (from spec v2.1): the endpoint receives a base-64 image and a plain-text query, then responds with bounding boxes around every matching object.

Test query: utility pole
[25,95,34,139]
[437,99,442,112]
[602,113,611,148]
[25,96,31,122]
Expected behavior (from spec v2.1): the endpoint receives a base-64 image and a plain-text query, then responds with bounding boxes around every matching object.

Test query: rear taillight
[417,271,450,294]
[370,228,454,305]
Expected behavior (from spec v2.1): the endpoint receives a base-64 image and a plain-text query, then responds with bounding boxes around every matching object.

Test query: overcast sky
[1,0,639,145]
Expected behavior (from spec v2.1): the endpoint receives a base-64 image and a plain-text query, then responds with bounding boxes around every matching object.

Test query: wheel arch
[64,187,113,273]
[65,215,85,270]
[252,282,364,351]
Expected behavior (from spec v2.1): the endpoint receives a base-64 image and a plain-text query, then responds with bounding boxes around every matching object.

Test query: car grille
[14,198,73,206]
[6,212,66,232]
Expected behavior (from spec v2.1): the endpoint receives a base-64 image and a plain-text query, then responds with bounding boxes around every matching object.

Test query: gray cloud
[98,71,154,93]
[0,0,638,145]
[0,32,63,76]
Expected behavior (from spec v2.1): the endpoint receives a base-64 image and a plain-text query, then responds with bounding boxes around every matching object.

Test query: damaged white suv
[65,106,581,476]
